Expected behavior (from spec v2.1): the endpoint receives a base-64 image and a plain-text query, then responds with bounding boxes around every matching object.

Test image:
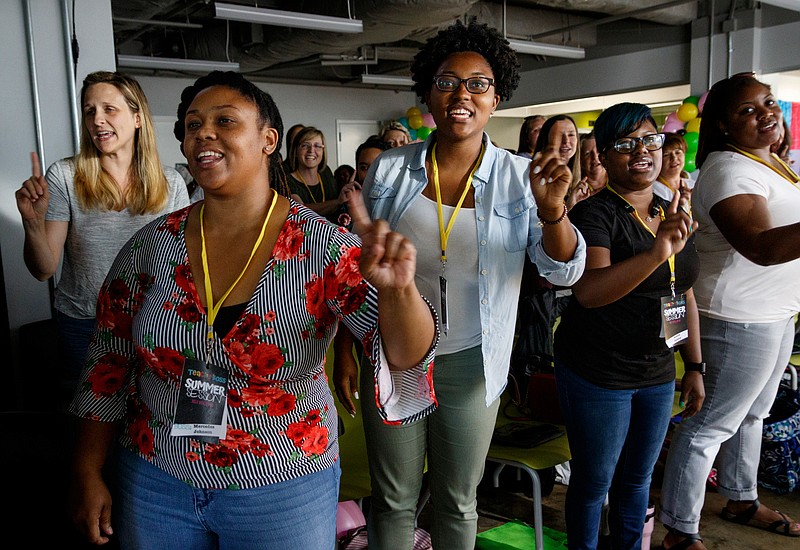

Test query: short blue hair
[594,103,656,153]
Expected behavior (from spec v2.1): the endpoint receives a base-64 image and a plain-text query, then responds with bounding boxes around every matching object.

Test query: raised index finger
[31,151,42,179]
[348,189,373,236]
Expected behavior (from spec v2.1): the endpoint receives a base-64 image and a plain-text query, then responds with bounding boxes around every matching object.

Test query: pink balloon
[665,112,680,125]
[697,91,709,114]
[661,118,683,132]
[422,113,435,128]
[336,501,366,538]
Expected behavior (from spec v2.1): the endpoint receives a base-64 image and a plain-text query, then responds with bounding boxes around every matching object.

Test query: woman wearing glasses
[553,102,704,550]
[356,21,585,549]
[659,74,800,549]
[287,126,357,224]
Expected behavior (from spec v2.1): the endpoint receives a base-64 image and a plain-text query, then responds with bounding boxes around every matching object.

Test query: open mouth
[447,106,473,120]
[196,150,223,166]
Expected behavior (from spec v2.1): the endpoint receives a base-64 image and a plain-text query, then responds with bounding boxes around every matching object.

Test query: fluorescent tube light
[215,2,363,33]
[117,55,240,72]
[361,74,414,87]
[507,39,585,59]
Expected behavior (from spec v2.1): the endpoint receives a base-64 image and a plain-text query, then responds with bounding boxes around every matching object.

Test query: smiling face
[182,85,277,194]
[601,121,662,192]
[83,83,141,157]
[580,137,606,182]
[660,143,685,179]
[722,81,783,154]
[356,146,383,184]
[296,132,325,171]
[549,119,579,162]
[425,51,499,145]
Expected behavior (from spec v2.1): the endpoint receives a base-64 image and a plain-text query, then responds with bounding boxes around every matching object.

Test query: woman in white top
[659,72,800,549]
[15,71,190,403]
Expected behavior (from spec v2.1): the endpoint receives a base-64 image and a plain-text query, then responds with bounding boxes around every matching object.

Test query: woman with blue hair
[553,102,705,549]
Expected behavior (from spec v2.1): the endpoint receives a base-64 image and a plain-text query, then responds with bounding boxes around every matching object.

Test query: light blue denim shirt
[363,133,586,406]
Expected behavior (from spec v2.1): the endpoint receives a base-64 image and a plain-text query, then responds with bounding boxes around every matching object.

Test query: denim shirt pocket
[493,196,535,252]
[366,183,400,220]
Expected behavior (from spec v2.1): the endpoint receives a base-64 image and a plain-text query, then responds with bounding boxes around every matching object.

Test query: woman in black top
[553,102,705,550]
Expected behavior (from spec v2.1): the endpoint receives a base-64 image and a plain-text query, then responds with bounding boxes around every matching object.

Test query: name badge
[661,294,688,348]
[171,358,229,442]
[439,275,449,335]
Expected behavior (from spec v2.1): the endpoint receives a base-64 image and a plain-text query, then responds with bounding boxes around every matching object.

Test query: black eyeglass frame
[432,75,496,94]
[607,133,667,154]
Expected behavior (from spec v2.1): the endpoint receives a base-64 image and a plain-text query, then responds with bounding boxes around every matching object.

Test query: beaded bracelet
[537,203,569,227]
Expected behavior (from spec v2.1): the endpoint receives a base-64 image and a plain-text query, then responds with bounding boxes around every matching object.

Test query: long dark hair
[696,72,771,169]
[517,115,545,155]
[534,115,582,188]
[173,71,290,197]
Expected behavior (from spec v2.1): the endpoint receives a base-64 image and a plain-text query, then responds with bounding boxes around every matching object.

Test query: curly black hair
[411,20,520,102]
[173,71,290,197]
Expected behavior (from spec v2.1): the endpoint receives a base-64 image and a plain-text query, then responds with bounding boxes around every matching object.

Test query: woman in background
[555,102,703,550]
[380,120,412,148]
[654,132,691,201]
[15,71,190,404]
[286,126,357,224]
[516,114,545,158]
[659,72,800,550]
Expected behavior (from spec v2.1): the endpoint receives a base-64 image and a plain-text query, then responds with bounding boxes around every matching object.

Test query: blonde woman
[379,120,412,148]
[16,71,190,402]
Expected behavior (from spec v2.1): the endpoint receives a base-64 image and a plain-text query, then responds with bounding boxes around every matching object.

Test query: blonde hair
[74,71,169,214]
[288,126,327,173]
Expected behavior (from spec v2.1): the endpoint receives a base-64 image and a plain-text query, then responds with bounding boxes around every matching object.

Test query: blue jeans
[361,345,500,550]
[114,446,340,549]
[555,361,675,550]
[55,311,96,399]
[659,316,793,534]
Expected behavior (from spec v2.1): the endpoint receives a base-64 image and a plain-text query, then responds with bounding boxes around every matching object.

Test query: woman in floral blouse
[68,71,437,550]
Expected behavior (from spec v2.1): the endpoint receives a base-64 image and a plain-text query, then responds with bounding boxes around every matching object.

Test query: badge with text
[171,358,229,441]
[661,294,688,348]
[439,275,449,335]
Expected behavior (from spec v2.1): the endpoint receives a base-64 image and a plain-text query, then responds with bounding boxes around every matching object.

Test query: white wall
[136,75,418,170]
[0,0,115,334]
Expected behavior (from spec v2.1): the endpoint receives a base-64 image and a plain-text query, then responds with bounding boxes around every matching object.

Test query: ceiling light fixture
[214,2,363,33]
[507,39,586,59]
[361,74,414,87]
[117,55,240,72]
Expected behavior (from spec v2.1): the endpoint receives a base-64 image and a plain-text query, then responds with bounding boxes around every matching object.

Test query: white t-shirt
[692,151,800,322]
[395,195,482,355]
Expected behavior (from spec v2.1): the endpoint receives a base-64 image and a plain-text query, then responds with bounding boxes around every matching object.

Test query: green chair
[485,392,571,550]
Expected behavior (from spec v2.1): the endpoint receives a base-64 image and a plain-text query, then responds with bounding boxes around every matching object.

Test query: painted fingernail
[539,178,546,186]
[350,412,356,418]
[548,177,554,183]
[679,400,685,408]
[354,391,359,400]
[533,165,542,174]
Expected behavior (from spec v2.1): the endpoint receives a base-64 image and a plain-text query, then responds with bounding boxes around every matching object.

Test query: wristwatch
[684,361,706,376]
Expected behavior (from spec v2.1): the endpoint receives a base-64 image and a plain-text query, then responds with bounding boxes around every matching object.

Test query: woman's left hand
[529,144,572,218]
[349,190,416,290]
[680,371,706,417]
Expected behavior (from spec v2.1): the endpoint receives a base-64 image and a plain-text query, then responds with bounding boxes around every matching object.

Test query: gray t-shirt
[45,158,191,319]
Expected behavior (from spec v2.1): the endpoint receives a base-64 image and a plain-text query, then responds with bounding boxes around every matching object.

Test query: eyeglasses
[433,75,495,94]
[299,143,324,151]
[608,133,666,154]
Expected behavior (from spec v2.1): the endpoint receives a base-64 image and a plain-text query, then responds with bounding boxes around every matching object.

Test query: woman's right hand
[70,471,114,545]
[16,152,49,223]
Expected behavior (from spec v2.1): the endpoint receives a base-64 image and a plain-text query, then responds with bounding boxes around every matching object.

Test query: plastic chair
[485,392,571,550]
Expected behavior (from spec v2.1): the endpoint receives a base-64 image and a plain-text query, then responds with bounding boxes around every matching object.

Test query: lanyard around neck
[298,171,325,202]
[728,144,800,188]
[200,191,278,341]
[432,142,485,263]
[656,175,679,191]
[606,183,677,296]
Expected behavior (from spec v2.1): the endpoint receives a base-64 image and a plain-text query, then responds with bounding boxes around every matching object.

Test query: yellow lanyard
[728,144,800,188]
[298,171,325,202]
[200,191,278,343]
[656,175,678,192]
[606,183,677,296]
[432,143,485,264]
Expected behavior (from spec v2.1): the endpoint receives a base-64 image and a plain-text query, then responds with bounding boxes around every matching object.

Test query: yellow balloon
[685,117,701,134]
[408,114,424,130]
[406,106,422,118]
[677,103,698,122]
